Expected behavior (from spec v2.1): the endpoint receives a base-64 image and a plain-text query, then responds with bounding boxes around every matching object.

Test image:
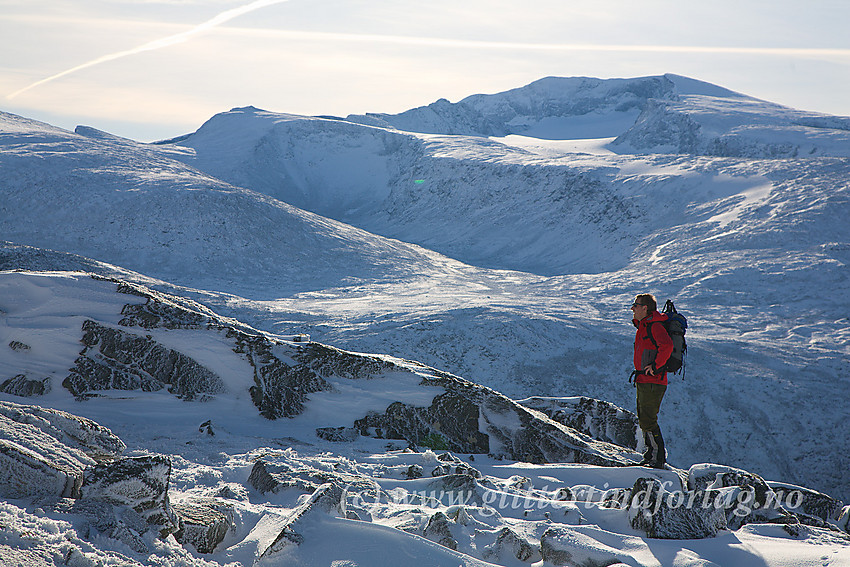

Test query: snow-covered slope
[1,271,848,567]
[2,74,850,509]
[0,111,474,296]
[345,74,744,139]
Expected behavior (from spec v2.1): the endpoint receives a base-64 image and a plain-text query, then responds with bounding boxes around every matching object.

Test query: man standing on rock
[631,293,674,468]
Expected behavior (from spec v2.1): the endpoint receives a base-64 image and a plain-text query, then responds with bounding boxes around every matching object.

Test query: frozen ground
[1,271,848,567]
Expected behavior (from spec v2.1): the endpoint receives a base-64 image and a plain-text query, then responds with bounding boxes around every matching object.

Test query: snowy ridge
[0,271,848,566]
[0,110,476,296]
[346,74,745,140]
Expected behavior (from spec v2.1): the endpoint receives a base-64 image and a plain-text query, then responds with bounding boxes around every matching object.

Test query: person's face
[631,301,649,321]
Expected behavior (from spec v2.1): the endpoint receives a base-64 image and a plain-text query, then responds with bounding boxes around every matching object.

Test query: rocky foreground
[1,271,849,565]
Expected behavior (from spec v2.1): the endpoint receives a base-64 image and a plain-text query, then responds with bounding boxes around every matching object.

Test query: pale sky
[2,0,849,142]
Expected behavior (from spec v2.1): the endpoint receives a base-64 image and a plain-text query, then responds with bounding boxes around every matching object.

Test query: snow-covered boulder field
[1,270,849,566]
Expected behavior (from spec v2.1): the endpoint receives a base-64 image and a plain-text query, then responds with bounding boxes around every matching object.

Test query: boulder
[0,401,124,500]
[172,498,234,554]
[422,511,458,550]
[768,481,846,528]
[55,499,150,554]
[247,459,375,495]
[483,527,538,563]
[354,369,633,467]
[628,477,727,539]
[315,426,359,442]
[259,482,346,557]
[0,374,49,396]
[81,455,179,537]
[0,400,125,461]
[688,464,797,529]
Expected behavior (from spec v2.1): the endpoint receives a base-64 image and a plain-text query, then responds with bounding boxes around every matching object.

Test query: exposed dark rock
[422,511,458,550]
[405,464,423,479]
[198,420,215,436]
[64,320,225,400]
[78,278,638,466]
[628,477,727,539]
[518,396,640,449]
[688,464,797,529]
[431,452,482,478]
[483,527,538,563]
[172,498,234,554]
[355,389,488,453]
[8,340,31,351]
[0,401,125,500]
[247,459,375,495]
[423,474,484,506]
[230,331,331,420]
[539,527,575,566]
[354,369,633,467]
[768,481,846,527]
[1,374,49,396]
[81,455,179,537]
[315,426,359,442]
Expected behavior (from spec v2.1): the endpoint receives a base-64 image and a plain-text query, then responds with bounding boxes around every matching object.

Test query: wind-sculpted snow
[1,398,849,566]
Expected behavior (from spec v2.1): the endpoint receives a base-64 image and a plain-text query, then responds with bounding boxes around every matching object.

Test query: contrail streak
[6,0,289,100]
[232,28,850,58]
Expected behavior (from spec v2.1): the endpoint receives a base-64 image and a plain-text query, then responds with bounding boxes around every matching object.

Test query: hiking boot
[638,430,654,466]
[648,426,666,468]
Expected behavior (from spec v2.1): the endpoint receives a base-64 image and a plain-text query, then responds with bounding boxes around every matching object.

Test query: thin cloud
[6,0,290,100]
[230,28,850,58]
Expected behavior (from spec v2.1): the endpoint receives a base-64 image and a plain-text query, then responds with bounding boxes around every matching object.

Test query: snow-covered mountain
[2,73,850,565]
[0,111,474,296]
[143,76,850,501]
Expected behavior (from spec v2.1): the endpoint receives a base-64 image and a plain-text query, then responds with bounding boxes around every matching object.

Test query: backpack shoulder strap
[645,320,659,348]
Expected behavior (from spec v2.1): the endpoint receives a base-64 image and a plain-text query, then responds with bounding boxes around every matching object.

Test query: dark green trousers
[636,383,667,432]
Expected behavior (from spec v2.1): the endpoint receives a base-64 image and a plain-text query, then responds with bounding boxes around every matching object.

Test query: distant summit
[345,74,748,140]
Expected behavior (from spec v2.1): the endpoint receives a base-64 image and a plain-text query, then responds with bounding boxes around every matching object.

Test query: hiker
[631,293,674,468]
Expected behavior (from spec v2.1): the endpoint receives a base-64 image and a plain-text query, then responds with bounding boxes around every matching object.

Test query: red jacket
[633,311,674,385]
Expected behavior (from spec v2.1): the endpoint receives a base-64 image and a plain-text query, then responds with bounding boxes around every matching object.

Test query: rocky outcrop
[483,527,538,563]
[79,278,639,466]
[231,334,331,420]
[81,455,179,538]
[353,369,635,467]
[628,477,728,539]
[422,511,458,550]
[0,400,125,499]
[247,459,375,495]
[64,320,225,400]
[768,481,846,528]
[688,464,797,529]
[172,498,234,554]
[518,396,640,450]
[0,374,50,396]
[259,482,347,558]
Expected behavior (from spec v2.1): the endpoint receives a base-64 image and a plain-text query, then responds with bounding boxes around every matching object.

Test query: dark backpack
[648,300,688,376]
